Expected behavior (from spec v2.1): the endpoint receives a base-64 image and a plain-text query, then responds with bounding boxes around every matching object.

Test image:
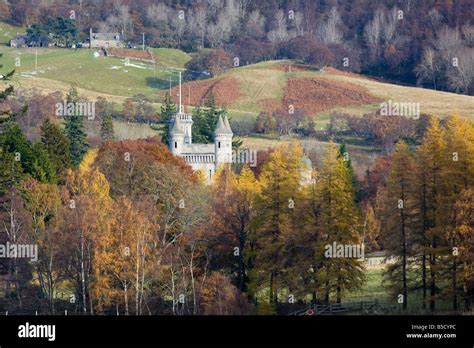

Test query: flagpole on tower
[179,72,182,113]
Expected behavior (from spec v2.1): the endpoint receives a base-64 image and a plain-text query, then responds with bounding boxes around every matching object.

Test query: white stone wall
[189,162,216,182]
[215,135,233,164]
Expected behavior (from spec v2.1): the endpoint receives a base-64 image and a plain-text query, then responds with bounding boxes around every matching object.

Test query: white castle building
[169,73,233,180]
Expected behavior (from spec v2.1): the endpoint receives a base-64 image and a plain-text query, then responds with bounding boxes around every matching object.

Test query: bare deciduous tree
[383,7,400,45]
[247,10,265,34]
[317,7,343,44]
[207,23,220,48]
[268,9,288,42]
[434,26,462,60]
[114,4,133,39]
[364,9,383,61]
[461,25,474,47]
[294,11,304,37]
[427,8,443,30]
[171,10,186,48]
[194,7,207,48]
[447,47,474,94]
[146,3,170,25]
[236,0,252,19]
[415,47,441,90]
[206,0,224,18]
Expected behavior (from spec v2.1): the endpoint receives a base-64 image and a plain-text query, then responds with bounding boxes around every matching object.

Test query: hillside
[0,22,25,45]
[166,60,474,122]
[0,45,191,101]
[0,31,471,123]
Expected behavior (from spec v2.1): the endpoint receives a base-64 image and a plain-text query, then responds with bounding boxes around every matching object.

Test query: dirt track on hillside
[323,67,377,81]
[273,63,310,72]
[108,48,154,62]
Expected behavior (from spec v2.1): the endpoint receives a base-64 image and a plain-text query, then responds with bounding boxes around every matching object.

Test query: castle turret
[214,115,233,164]
[223,115,232,133]
[176,71,193,144]
[180,112,193,144]
[170,115,184,155]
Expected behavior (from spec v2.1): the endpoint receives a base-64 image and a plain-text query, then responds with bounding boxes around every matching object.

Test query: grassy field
[346,268,456,313]
[346,269,390,303]
[318,68,474,121]
[0,22,25,44]
[251,265,456,314]
[112,120,159,140]
[224,61,287,113]
[0,29,190,101]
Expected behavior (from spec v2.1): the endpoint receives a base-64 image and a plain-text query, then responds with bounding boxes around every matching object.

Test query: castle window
[218,141,221,148]
[209,170,212,179]
[174,141,177,149]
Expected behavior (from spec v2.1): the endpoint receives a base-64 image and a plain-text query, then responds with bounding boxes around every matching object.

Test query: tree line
[376,116,474,311]
[2,0,473,94]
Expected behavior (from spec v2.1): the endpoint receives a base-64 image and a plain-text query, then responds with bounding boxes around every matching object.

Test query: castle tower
[168,71,233,183]
[175,71,193,144]
[214,115,233,165]
[169,115,184,155]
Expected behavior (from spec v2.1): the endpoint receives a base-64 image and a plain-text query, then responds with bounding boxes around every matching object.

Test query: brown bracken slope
[282,76,381,114]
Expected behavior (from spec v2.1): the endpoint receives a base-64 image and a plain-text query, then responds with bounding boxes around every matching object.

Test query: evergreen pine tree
[337,143,359,198]
[40,118,71,177]
[30,142,57,183]
[202,92,225,142]
[191,107,207,143]
[160,93,176,145]
[64,87,89,166]
[100,114,115,142]
[0,54,24,192]
[1,122,56,183]
[190,93,227,144]
[0,149,22,195]
[0,52,21,131]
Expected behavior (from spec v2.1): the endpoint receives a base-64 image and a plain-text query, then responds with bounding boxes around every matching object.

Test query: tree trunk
[80,230,87,313]
[429,242,436,311]
[401,203,408,310]
[269,272,274,304]
[124,282,129,315]
[422,254,427,309]
[452,258,457,311]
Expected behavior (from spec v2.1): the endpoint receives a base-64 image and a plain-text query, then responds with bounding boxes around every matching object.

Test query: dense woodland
[1,0,473,94]
[0,0,473,316]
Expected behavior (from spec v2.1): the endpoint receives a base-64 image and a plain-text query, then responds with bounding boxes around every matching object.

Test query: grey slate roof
[223,115,233,134]
[171,116,184,135]
[214,115,232,135]
[91,33,122,41]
